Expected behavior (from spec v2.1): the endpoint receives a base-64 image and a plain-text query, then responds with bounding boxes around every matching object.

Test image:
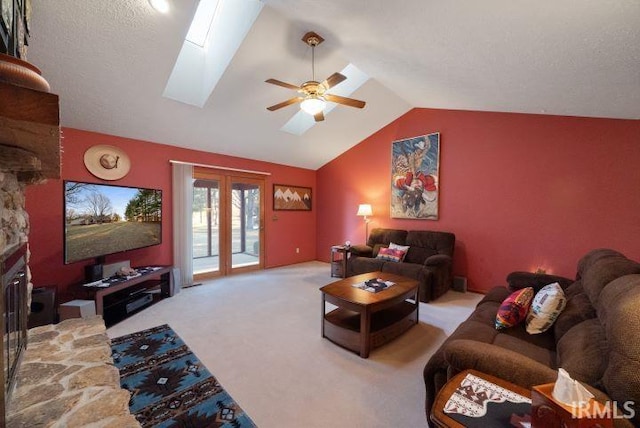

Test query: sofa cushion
[404,246,437,265]
[493,334,557,368]
[366,228,407,248]
[404,230,455,264]
[526,283,567,334]
[581,255,640,305]
[553,291,596,342]
[495,287,534,330]
[380,261,425,281]
[375,247,406,263]
[348,257,386,275]
[576,248,625,280]
[596,274,640,426]
[556,318,607,387]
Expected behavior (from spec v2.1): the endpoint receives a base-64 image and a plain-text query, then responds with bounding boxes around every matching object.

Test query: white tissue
[552,368,595,408]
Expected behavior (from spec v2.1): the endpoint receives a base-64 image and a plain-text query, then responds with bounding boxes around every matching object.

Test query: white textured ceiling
[28,0,640,170]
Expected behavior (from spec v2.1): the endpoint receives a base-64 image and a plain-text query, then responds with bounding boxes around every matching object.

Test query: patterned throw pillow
[389,242,410,261]
[495,287,535,330]
[375,247,406,263]
[526,282,567,334]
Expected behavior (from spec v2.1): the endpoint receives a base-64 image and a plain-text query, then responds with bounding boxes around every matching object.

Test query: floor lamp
[356,204,373,242]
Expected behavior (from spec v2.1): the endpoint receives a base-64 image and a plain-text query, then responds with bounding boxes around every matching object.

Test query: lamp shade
[300,95,326,115]
[356,204,373,217]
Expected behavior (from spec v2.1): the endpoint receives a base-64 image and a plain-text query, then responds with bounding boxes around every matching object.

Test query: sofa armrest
[424,254,452,267]
[349,245,373,258]
[506,271,573,292]
[443,339,558,389]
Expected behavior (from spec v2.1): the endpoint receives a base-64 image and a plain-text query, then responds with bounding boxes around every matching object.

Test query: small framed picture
[273,184,312,211]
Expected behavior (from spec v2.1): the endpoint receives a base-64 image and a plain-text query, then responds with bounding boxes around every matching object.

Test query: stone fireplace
[1,64,139,426]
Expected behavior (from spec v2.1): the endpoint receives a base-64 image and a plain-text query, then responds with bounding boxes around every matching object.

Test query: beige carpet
[107,261,483,428]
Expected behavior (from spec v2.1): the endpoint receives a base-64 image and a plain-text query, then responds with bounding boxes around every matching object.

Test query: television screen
[64,181,162,264]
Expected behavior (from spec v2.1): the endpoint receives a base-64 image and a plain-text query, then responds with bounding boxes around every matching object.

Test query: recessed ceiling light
[149,0,170,13]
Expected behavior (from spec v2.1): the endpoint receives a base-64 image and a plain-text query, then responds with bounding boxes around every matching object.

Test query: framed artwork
[0,0,13,53]
[273,184,312,211]
[390,132,440,220]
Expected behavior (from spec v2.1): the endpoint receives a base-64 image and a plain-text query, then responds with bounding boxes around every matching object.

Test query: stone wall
[0,171,28,252]
[1,171,33,305]
[7,316,140,427]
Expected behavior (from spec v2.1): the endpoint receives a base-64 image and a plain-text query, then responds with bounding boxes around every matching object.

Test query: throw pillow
[389,242,410,261]
[375,247,406,263]
[495,287,535,330]
[526,282,567,334]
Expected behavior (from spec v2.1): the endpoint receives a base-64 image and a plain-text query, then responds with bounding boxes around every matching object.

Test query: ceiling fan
[265,31,366,122]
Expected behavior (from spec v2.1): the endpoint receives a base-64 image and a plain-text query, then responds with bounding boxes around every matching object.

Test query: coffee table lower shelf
[323,301,417,355]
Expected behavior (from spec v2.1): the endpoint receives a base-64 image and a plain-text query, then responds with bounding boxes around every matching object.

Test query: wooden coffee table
[320,272,419,358]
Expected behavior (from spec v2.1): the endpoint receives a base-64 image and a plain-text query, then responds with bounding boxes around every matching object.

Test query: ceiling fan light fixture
[149,0,170,13]
[300,95,326,115]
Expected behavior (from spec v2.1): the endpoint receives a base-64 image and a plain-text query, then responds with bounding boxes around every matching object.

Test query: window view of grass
[64,182,161,263]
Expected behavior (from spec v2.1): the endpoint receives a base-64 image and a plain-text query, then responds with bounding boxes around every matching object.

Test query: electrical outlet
[296,247,300,253]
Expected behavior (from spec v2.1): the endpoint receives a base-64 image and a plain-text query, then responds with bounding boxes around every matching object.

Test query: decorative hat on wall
[83,145,131,180]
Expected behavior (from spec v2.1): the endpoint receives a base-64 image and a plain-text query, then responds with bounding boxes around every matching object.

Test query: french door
[192,168,264,279]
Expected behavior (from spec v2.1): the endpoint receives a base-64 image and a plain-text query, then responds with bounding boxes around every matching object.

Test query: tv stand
[79,266,173,326]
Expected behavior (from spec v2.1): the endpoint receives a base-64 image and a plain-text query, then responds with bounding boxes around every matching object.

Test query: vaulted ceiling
[28,0,640,170]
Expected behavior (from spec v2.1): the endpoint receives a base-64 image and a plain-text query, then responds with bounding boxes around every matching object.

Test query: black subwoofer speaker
[28,287,56,328]
[84,263,103,283]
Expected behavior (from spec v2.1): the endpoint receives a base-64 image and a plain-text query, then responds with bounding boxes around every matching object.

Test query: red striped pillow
[375,247,406,263]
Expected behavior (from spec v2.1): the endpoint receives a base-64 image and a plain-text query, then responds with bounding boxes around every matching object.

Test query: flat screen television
[64,181,162,264]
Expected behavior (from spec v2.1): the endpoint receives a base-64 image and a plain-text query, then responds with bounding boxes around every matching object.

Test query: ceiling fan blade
[265,78,301,91]
[324,94,366,109]
[314,111,325,122]
[322,72,346,89]
[266,97,304,111]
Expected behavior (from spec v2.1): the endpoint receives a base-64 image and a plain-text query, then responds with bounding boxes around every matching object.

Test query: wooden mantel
[0,81,61,182]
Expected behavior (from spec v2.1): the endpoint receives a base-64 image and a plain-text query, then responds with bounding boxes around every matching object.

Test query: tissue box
[531,383,612,427]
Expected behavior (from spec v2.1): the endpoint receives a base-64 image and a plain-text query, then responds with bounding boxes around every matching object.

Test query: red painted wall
[316,108,640,293]
[26,128,316,301]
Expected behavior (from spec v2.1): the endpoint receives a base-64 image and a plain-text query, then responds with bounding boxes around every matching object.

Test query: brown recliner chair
[346,228,455,302]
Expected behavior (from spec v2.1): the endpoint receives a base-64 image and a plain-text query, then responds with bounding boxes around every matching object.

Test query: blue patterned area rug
[111,324,256,428]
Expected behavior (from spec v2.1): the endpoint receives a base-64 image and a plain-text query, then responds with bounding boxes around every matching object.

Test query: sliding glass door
[192,169,264,279]
[230,178,263,273]
[193,174,222,277]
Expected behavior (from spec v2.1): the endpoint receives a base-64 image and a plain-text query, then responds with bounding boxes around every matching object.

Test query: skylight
[163,0,263,107]
[280,63,369,136]
[185,0,220,47]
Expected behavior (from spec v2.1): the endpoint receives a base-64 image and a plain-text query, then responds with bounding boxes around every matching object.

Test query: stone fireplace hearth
[7,317,139,427]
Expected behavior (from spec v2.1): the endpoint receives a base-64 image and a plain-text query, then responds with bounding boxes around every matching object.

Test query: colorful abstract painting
[391,133,440,219]
[273,184,312,211]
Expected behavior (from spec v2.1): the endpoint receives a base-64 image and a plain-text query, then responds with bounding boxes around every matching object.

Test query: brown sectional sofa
[423,248,640,427]
[346,228,455,302]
